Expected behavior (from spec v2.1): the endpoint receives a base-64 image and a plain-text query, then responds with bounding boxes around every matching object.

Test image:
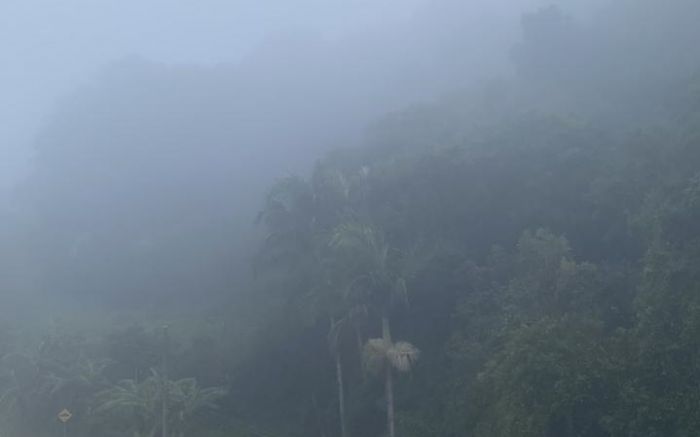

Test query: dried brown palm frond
[387,341,420,373]
[363,338,420,374]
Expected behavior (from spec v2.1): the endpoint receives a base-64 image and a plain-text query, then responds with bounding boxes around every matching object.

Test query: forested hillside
[3,2,700,437]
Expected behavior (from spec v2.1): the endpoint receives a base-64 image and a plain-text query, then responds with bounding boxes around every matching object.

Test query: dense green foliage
[4,2,700,436]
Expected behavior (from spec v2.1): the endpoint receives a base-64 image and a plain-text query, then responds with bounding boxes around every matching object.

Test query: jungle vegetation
[3,2,700,436]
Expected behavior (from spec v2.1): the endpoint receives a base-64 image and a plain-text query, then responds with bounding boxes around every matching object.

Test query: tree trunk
[356,326,366,381]
[335,350,348,437]
[331,316,349,437]
[382,315,395,437]
[355,327,364,362]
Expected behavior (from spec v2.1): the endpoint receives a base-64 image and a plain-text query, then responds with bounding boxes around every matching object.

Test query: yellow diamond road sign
[57,409,72,423]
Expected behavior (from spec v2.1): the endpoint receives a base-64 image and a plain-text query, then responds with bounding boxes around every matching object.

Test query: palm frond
[387,341,420,373]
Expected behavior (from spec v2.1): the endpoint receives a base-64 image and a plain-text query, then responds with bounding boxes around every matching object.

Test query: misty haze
[2,0,700,436]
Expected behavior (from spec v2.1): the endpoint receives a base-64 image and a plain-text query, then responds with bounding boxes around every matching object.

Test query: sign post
[57,408,72,437]
[161,324,169,437]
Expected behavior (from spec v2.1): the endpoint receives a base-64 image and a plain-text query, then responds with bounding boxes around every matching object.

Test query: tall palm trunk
[355,327,364,363]
[356,326,367,381]
[382,315,395,437]
[335,349,348,437]
[331,317,348,437]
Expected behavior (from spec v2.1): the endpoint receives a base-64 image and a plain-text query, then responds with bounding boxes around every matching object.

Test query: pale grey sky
[0,0,425,191]
[0,0,605,196]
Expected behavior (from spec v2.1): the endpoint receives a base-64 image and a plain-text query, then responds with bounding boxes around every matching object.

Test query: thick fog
[3,0,700,313]
[4,0,618,193]
[2,0,700,314]
[1,0,538,310]
[3,0,700,436]
[1,0,411,188]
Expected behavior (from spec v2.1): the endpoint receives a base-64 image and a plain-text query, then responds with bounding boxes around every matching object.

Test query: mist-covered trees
[241,30,700,434]
[3,1,700,437]
[95,371,226,437]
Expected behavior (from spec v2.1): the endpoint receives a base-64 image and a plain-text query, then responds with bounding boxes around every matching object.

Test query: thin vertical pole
[161,324,169,437]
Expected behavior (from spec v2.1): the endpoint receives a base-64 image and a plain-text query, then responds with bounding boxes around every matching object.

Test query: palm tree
[168,377,227,437]
[254,176,318,274]
[306,258,362,437]
[363,333,420,437]
[330,222,420,437]
[94,373,162,437]
[259,169,363,437]
[94,370,226,437]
